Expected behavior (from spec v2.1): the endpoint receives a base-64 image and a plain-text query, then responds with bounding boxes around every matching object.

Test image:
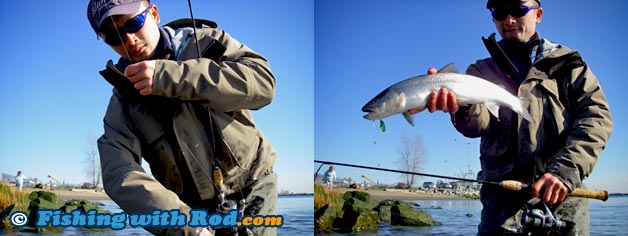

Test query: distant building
[2,173,14,183]
[451,180,474,188]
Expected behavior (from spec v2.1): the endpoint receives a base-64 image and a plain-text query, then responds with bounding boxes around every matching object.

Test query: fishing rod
[315,160,608,201]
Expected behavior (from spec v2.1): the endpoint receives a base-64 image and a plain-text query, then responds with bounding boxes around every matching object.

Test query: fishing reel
[213,166,254,236]
[217,195,238,214]
[213,195,254,236]
[519,202,566,235]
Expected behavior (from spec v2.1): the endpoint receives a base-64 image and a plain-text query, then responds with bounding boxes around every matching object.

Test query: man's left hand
[531,173,568,204]
[125,60,156,95]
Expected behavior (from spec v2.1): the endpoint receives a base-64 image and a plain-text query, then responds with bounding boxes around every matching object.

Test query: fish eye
[369,101,376,106]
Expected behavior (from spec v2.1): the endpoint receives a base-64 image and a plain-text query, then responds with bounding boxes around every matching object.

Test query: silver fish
[362,63,532,126]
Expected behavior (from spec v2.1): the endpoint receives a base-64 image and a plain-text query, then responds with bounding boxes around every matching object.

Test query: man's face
[491,1,543,42]
[99,4,161,62]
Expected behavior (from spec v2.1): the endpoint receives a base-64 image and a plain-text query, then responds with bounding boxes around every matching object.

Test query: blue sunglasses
[100,7,151,46]
[491,5,539,21]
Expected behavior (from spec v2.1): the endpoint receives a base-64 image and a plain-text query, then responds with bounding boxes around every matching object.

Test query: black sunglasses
[491,5,539,21]
[100,7,151,46]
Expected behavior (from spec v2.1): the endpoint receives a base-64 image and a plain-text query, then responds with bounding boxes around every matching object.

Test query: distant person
[412,0,612,235]
[15,171,26,192]
[323,166,337,190]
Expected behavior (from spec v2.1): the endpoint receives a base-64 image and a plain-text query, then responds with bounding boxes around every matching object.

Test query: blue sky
[0,1,313,193]
[315,0,628,193]
[0,1,626,197]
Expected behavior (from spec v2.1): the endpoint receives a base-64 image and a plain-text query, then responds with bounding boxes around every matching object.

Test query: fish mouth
[362,107,377,120]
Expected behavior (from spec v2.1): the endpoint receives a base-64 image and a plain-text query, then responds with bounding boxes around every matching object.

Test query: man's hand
[407,67,459,114]
[125,60,156,95]
[531,173,569,204]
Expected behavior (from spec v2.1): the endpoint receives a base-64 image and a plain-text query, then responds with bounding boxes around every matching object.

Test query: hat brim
[486,0,539,9]
[96,1,145,32]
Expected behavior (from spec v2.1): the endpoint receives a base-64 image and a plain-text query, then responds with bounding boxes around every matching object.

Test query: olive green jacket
[97,19,276,235]
[453,38,612,191]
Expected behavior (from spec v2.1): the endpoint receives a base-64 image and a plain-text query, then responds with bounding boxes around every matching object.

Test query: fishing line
[106,5,133,64]
[181,142,219,189]
[186,0,246,203]
[371,120,377,144]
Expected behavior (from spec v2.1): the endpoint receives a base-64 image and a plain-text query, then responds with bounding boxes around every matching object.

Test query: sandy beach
[23,188,111,201]
[335,187,469,201]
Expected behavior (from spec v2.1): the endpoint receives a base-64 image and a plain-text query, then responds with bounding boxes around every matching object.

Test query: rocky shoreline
[315,190,443,233]
[335,187,480,201]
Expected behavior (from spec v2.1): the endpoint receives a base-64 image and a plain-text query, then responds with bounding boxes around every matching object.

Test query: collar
[150,27,175,60]
[499,32,541,57]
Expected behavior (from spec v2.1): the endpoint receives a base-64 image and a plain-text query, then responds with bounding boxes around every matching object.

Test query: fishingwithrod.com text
[9,209,283,230]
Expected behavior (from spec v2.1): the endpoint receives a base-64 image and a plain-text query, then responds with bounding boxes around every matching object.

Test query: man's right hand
[407,67,459,114]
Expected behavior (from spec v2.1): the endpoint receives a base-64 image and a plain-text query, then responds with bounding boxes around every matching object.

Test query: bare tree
[83,133,101,190]
[397,132,425,187]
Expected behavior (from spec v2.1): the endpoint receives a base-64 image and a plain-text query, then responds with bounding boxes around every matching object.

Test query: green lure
[379,120,386,132]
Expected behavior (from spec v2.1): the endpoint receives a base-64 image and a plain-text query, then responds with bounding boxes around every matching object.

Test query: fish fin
[486,102,500,121]
[519,97,533,122]
[402,111,415,126]
[437,63,460,74]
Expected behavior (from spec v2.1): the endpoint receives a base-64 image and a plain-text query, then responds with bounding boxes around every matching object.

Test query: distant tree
[397,132,425,188]
[455,169,475,180]
[83,133,101,190]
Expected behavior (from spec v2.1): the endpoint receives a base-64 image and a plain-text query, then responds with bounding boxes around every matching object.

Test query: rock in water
[391,201,442,226]
[314,205,336,233]
[334,195,379,233]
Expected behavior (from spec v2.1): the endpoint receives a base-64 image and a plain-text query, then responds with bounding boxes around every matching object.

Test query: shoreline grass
[314,183,344,212]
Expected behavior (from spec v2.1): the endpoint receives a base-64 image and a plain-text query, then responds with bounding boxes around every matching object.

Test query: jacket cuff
[547,164,581,192]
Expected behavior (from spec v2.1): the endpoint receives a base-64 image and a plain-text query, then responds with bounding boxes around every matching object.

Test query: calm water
[320,195,628,236]
[0,195,314,236]
[277,195,314,235]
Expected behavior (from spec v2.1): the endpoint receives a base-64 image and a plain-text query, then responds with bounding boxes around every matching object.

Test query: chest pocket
[534,52,584,148]
[538,79,569,141]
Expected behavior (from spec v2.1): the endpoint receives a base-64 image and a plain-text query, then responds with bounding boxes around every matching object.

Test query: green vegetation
[314,183,343,212]
[314,183,441,233]
[0,182,30,229]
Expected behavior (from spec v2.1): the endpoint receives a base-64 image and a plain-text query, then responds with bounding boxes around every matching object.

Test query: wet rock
[334,196,379,233]
[375,199,414,222]
[391,201,442,226]
[314,205,336,233]
[60,199,105,213]
[378,199,396,207]
[373,205,391,222]
[28,191,61,204]
[27,191,65,228]
[342,191,378,206]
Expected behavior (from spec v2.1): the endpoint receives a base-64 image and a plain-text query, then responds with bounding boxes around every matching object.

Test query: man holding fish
[362,0,612,235]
